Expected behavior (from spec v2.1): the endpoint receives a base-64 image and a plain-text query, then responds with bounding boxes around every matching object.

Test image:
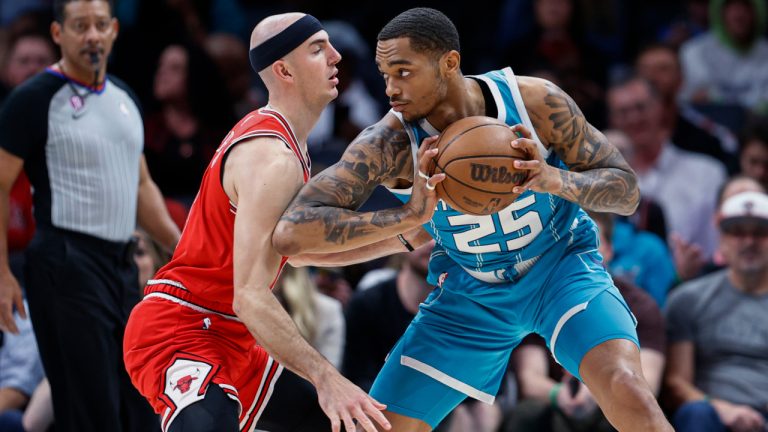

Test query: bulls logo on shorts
[161,358,215,430]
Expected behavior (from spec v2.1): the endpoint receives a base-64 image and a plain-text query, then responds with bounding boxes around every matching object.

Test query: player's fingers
[511,123,533,139]
[341,411,355,432]
[367,395,387,411]
[362,398,391,430]
[329,413,341,432]
[417,135,439,157]
[351,406,378,432]
[13,289,26,320]
[0,303,18,334]
[426,173,446,191]
[513,159,541,170]
[417,148,440,178]
[513,179,534,194]
[511,137,538,157]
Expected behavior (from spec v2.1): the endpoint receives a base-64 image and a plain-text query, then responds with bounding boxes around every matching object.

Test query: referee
[0,1,180,431]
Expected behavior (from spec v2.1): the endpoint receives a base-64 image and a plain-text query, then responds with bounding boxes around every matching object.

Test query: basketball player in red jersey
[123,13,438,432]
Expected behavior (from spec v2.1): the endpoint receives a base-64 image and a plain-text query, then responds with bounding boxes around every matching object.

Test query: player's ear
[442,50,460,76]
[272,60,293,83]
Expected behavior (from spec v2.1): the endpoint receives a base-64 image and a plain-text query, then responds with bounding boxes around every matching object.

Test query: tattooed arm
[515,77,640,215]
[273,115,442,256]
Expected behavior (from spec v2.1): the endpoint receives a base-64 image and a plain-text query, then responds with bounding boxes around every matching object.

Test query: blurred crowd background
[1,0,768,431]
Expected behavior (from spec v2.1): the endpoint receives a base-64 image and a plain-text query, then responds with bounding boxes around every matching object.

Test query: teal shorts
[369,249,638,427]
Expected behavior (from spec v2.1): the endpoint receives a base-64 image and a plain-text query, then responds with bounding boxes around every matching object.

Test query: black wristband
[397,234,414,252]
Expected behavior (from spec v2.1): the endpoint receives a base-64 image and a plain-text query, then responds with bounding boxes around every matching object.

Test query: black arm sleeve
[0,73,60,160]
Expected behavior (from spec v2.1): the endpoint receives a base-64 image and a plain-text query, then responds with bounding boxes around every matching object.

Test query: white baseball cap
[719,191,768,230]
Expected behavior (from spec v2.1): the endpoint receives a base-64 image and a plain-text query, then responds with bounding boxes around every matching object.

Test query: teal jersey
[388,67,597,283]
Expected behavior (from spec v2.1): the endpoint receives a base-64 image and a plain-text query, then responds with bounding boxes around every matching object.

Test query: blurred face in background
[535,0,573,31]
[740,140,768,189]
[3,35,56,87]
[636,48,681,103]
[608,79,664,154]
[720,220,768,276]
[133,231,158,289]
[722,0,755,45]
[154,45,188,103]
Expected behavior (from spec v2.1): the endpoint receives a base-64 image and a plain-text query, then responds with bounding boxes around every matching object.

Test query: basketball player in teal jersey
[273,7,672,432]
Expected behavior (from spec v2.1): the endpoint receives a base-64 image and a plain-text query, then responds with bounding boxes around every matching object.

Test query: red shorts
[124,295,282,432]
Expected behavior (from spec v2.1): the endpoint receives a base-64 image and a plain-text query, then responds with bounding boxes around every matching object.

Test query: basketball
[429,116,528,215]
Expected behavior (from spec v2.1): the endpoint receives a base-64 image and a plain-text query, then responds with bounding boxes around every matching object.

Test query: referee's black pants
[24,228,159,432]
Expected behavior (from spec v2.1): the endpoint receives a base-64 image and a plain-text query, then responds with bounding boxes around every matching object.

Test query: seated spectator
[505,212,666,432]
[606,214,676,307]
[0,302,44,421]
[679,0,768,111]
[738,116,768,190]
[664,190,768,432]
[0,378,53,432]
[274,265,345,369]
[502,0,608,128]
[143,43,235,203]
[0,31,56,103]
[604,129,669,241]
[636,43,738,173]
[608,75,726,279]
[204,33,263,118]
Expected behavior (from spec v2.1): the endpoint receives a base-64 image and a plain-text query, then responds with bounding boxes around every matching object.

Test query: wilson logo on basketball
[470,164,524,184]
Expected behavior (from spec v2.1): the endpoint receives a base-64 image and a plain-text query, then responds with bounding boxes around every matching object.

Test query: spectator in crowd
[658,0,710,49]
[603,129,668,241]
[133,229,166,291]
[636,43,738,173]
[502,0,608,127]
[506,211,666,432]
[275,265,345,369]
[0,303,44,419]
[144,42,236,203]
[204,33,263,118]
[738,116,768,190]
[0,1,181,431]
[608,75,726,280]
[0,31,56,103]
[665,190,768,432]
[679,0,768,111]
[0,377,54,432]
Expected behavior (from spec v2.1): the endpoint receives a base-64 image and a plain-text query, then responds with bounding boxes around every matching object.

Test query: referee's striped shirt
[0,68,143,242]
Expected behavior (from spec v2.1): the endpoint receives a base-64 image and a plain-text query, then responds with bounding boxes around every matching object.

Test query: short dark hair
[608,72,661,101]
[54,0,113,23]
[740,115,768,154]
[377,8,460,57]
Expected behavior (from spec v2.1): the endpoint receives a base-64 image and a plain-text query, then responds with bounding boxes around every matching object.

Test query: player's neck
[425,76,484,131]
[264,98,319,149]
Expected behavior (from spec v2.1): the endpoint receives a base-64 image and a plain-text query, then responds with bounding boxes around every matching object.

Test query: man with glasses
[664,189,768,432]
[607,75,726,281]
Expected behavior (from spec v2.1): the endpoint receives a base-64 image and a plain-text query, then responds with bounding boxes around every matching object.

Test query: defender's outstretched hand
[316,371,391,432]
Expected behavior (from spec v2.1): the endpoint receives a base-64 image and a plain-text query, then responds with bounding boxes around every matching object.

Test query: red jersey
[145,107,310,317]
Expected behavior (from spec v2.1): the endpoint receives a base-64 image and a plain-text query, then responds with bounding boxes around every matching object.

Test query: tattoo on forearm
[539,81,639,214]
[279,123,415,245]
